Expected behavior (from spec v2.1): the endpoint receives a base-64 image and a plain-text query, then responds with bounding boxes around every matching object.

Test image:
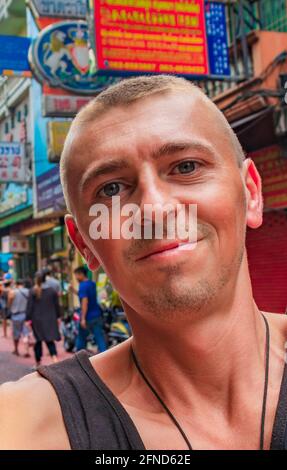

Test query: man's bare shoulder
[0,371,70,450]
[89,339,133,394]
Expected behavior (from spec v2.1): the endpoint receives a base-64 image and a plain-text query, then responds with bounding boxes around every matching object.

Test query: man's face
[66,91,261,320]
[75,272,84,283]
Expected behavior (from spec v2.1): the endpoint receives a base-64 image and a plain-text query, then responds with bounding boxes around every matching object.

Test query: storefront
[247,210,287,313]
[0,184,34,280]
[246,145,287,313]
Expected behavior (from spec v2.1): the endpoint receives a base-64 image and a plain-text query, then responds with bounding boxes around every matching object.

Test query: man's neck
[123,264,280,415]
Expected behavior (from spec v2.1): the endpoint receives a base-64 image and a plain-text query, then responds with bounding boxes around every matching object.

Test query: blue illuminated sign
[205,1,231,77]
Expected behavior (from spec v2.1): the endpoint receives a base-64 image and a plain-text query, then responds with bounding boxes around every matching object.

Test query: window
[53,227,64,252]
[261,0,287,32]
[40,227,64,258]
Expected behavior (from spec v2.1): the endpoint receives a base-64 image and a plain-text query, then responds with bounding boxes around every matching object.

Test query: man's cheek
[201,183,243,223]
[91,240,123,271]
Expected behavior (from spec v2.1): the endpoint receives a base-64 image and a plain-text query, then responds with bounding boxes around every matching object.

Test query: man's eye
[172,160,199,174]
[99,182,124,197]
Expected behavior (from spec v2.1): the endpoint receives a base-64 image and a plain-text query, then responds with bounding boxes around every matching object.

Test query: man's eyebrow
[151,140,219,160]
[80,158,130,193]
[79,140,218,193]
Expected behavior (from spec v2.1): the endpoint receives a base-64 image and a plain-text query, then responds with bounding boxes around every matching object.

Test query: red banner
[93,0,209,75]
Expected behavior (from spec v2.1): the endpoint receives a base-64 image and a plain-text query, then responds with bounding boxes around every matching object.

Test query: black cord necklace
[130,313,270,450]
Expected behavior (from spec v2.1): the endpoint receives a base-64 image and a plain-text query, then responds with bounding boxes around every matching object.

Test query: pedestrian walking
[74,266,107,353]
[7,279,30,357]
[26,271,61,368]
[0,273,13,338]
[43,267,62,297]
[0,281,6,338]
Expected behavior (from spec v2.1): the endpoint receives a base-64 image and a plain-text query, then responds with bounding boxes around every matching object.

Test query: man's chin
[134,278,215,318]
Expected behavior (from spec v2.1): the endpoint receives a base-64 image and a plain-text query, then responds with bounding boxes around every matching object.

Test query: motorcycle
[62,305,132,353]
[61,309,80,353]
[102,306,131,348]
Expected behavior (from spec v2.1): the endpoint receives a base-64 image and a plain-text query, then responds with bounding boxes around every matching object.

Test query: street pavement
[0,322,71,384]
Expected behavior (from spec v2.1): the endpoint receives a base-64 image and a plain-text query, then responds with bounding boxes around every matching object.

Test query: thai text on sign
[93,0,209,75]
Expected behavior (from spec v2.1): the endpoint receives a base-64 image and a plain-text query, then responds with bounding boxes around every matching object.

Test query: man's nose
[135,165,178,226]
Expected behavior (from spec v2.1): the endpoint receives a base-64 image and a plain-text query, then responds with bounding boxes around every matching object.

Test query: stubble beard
[138,245,245,322]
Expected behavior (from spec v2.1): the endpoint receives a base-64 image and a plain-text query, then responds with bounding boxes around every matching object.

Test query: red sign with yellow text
[93,0,209,75]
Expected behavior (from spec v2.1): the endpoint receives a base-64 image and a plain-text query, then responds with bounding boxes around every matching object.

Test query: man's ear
[243,158,263,229]
[65,214,100,271]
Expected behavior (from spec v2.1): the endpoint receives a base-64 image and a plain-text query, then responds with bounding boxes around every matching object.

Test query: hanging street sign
[29,20,122,94]
[42,93,92,117]
[0,36,31,74]
[27,0,87,19]
[0,142,28,184]
[88,0,230,79]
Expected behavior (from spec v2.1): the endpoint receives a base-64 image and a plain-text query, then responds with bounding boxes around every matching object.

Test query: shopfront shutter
[246,210,287,314]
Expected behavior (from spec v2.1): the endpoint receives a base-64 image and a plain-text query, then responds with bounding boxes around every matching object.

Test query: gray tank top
[10,287,29,314]
[37,350,287,450]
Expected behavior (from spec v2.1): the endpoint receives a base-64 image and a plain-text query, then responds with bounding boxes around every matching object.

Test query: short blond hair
[60,75,245,213]
[75,75,201,122]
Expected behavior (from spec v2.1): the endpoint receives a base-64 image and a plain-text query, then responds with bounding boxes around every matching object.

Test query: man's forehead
[67,91,217,162]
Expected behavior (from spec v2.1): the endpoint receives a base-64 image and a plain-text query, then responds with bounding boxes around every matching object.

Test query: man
[0,273,13,338]
[8,279,30,357]
[0,281,7,338]
[1,75,287,450]
[73,266,107,353]
[43,267,61,297]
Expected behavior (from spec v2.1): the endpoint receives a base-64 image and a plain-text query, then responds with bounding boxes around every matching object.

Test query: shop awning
[0,207,33,230]
[231,107,272,129]
[16,219,59,236]
[232,107,276,153]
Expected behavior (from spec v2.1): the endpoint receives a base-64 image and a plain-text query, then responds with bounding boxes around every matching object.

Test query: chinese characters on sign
[43,94,92,117]
[2,236,29,254]
[0,143,27,183]
[93,0,209,76]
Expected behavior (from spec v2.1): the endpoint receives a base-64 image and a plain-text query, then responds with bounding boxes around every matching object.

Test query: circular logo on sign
[29,20,120,94]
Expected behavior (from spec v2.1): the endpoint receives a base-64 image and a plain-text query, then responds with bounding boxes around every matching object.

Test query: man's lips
[135,240,200,261]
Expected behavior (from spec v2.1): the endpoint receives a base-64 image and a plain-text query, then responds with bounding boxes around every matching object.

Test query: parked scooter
[61,309,80,353]
[62,305,132,353]
[102,306,131,348]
